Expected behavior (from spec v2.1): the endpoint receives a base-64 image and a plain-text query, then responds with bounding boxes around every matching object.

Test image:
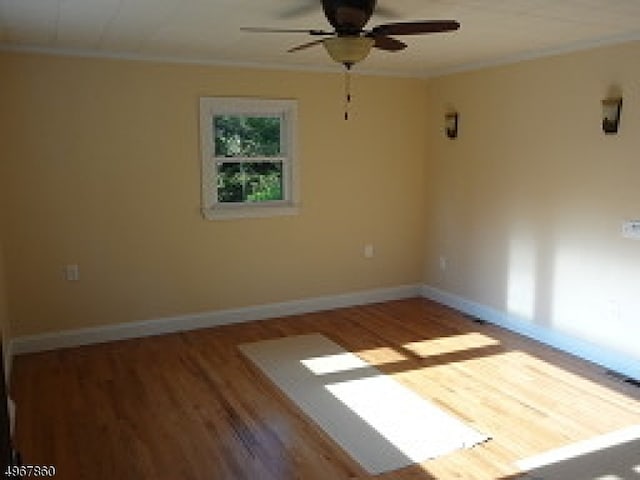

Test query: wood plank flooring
[10,298,640,479]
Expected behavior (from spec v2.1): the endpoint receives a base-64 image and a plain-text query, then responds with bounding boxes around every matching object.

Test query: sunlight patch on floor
[300,343,491,465]
[355,346,407,366]
[301,352,367,375]
[302,347,408,373]
[324,373,488,464]
[496,348,637,401]
[403,332,500,358]
[243,333,488,474]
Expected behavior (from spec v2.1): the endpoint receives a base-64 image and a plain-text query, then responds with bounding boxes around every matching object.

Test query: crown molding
[0,44,422,78]
[2,32,639,80]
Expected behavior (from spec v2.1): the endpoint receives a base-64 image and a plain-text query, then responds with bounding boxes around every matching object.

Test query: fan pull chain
[344,68,351,120]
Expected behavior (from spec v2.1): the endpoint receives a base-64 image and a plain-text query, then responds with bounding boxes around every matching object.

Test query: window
[200,97,299,220]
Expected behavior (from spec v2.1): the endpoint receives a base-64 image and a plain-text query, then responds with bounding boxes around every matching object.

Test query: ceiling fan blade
[372,20,460,36]
[371,35,406,52]
[288,39,325,53]
[241,27,333,36]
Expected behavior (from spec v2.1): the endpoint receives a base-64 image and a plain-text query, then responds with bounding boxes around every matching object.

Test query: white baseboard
[11,284,421,355]
[13,282,637,382]
[421,284,640,381]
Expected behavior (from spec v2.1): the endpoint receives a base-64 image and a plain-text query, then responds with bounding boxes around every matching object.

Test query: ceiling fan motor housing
[322,0,377,32]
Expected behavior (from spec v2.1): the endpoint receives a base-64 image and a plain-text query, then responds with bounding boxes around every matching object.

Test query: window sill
[202,203,300,221]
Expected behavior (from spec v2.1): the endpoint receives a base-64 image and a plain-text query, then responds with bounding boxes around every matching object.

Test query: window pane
[245,162,283,202]
[214,115,281,157]
[217,161,283,203]
[217,162,244,203]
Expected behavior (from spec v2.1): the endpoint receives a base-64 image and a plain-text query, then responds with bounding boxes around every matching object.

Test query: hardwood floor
[10,298,640,479]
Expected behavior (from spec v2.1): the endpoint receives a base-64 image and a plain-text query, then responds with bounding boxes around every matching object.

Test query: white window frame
[200,97,299,220]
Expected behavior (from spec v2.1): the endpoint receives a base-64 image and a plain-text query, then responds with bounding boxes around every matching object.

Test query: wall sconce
[445,112,459,139]
[602,97,622,134]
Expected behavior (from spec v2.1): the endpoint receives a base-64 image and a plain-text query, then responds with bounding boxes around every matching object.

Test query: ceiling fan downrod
[344,67,352,120]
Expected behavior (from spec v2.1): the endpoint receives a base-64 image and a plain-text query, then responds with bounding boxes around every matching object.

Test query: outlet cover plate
[622,220,640,239]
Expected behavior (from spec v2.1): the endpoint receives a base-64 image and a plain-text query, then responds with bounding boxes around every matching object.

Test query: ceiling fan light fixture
[323,36,374,67]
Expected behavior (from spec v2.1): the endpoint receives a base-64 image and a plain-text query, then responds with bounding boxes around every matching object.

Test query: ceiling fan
[278,0,398,21]
[242,0,460,69]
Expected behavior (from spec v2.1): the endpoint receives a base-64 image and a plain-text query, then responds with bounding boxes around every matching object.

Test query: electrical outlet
[439,256,447,271]
[622,220,640,239]
[364,244,374,259]
[64,264,80,281]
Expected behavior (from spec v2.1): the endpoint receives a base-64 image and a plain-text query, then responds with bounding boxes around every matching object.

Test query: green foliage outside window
[215,115,281,157]
[217,162,283,203]
[214,115,284,203]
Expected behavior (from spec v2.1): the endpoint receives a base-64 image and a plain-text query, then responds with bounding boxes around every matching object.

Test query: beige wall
[2,40,639,366]
[0,52,428,336]
[425,40,640,360]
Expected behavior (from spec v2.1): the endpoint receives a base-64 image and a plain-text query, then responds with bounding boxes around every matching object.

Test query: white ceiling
[0,0,639,77]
